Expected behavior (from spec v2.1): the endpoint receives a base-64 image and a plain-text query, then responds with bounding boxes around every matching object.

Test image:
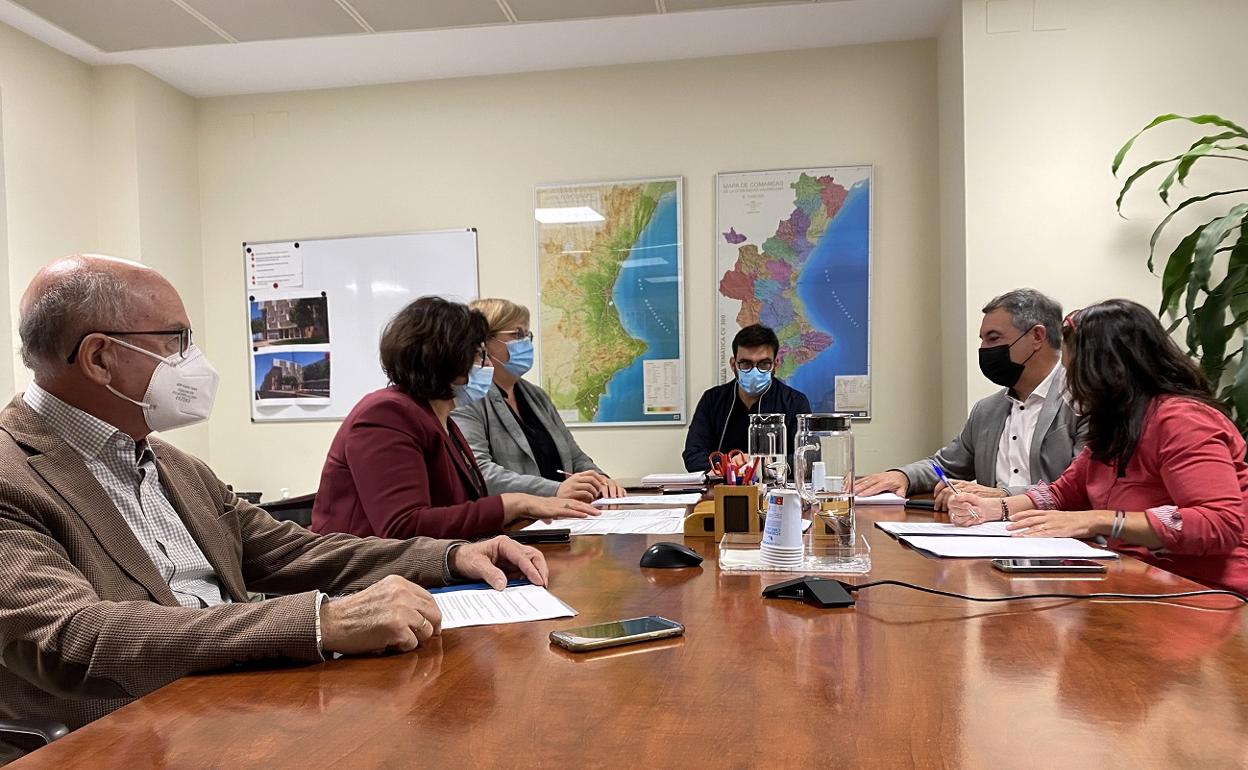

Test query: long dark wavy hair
[380,296,488,402]
[1064,299,1222,473]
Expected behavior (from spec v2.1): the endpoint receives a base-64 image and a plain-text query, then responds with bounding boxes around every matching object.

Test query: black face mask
[978,326,1039,389]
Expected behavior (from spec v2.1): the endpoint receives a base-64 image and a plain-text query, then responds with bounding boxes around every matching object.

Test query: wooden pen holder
[719,485,763,536]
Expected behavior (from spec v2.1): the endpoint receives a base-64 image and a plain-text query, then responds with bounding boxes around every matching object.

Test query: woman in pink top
[950,299,1248,596]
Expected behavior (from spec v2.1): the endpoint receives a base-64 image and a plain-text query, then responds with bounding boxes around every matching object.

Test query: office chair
[0,717,68,760]
[259,493,316,528]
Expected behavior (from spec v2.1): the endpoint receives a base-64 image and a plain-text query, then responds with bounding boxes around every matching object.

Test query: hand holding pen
[932,463,977,521]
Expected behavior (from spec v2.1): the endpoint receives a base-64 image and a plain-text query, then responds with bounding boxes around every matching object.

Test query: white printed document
[876,521,1013,537]
[898,535,1119,559]
[434,584,577,630]
[854,493,907,505]
[524,508,687,535]
[593,493,703,507]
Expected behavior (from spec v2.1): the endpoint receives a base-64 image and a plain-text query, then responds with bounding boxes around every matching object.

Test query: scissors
[708,450,748,479]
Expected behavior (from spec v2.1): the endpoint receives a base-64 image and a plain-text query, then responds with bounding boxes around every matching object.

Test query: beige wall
[960,0,1248,405]
[0,42,208,455]
[937,5,967,442]
[197,41,943,498]
[0,22,95,389]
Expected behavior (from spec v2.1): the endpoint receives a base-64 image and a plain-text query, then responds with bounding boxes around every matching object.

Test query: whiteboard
[243,229,479,422]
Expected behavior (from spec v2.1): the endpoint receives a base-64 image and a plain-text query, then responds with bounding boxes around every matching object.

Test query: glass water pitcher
[793,413,855,548]
[747,413,787,487]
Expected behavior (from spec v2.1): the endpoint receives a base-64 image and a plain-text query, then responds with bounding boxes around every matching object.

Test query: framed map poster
[715,166,872,417]
[536,177,685,426]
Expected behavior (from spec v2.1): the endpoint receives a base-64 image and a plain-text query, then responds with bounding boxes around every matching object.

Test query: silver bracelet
[1110,509,1126,540]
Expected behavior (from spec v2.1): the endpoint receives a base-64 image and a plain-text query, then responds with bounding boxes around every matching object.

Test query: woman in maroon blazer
[950,299,1248,595]
[311,297,598,540]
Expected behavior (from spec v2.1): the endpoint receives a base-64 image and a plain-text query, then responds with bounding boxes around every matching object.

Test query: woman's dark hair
[1064,298,1222,472]
[380,296,488,401]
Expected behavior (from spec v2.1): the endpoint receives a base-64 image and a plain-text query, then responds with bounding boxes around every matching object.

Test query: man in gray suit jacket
[857,289,1082,510]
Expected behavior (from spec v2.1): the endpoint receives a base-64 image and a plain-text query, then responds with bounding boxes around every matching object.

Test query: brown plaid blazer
[0,397,454,731]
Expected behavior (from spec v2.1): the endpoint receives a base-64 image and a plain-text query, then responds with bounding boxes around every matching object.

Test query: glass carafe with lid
[747,413,787,487]
[793,413,855,548]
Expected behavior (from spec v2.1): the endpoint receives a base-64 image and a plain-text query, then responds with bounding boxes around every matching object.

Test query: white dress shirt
[994,362,1062,489]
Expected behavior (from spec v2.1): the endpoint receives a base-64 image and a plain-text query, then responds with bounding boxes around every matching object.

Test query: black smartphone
[991,558,1107,573]
[509,529,571,544]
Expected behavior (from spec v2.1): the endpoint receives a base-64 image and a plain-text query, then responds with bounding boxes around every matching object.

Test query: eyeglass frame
[66,328,193,364]
[491,328,534,343]
[734,357,775,373]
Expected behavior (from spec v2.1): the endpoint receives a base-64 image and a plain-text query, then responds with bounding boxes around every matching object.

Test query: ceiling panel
[665,0,810,11]
[8,0,226,51]
[507,0,658,23]
[185,0,363,42]
[347,0,509,31]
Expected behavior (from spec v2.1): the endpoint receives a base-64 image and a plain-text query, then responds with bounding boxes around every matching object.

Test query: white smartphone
[991,558,1108,573]
[549,616,684,652]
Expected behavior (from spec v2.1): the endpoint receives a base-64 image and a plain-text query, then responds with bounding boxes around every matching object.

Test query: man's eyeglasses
[67,329,193,364]
[736,359,774,373]
[475,347,490,367]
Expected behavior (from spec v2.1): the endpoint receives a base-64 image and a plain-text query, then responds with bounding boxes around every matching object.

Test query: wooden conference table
[13,504,1248,769]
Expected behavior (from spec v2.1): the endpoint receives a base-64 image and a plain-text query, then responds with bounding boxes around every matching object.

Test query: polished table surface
[14,506,1248,768]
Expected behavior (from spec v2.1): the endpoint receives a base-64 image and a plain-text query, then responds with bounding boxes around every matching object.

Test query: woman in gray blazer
[451,298,625,503]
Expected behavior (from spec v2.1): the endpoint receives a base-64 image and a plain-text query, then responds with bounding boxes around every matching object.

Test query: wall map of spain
[716,167,872,416]
[536,178,685,426]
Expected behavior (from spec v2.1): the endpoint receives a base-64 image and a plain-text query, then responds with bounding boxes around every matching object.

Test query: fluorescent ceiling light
[535,206,605,224]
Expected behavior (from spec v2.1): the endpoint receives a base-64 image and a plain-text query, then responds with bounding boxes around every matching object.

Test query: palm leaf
[1186,203,1248,320]
[1159,223,1207,313]
[1233,349,1248,433]
[1146,189,1248,272]
[1113,114,1248,176]
[1162,146,1248,204]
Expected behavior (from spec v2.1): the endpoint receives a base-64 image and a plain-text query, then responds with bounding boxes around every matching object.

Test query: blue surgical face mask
[499,338,533,378]
[454,365,494,407]
[737,367,772,397]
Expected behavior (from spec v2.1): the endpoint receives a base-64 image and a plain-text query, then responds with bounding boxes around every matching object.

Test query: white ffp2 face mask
[105,339,220,432]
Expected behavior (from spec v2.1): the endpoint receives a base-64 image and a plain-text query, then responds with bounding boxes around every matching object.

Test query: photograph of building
[250,296,330,348]
[254,351,331,400]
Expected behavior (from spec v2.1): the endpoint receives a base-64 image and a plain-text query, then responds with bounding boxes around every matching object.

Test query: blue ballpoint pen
[931,463,975,519]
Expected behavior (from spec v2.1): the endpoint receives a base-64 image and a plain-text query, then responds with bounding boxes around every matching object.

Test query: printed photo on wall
[253,351,331,402]
[250,295,330,349]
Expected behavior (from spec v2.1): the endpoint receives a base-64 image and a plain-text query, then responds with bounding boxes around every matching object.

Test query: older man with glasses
[0,255,555,756]
[682,323,812,473]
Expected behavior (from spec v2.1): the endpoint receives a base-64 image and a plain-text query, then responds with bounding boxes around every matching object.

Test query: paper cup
[763,489,805,551]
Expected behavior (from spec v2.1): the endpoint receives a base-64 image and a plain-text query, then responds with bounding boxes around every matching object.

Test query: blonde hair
[470,298,531,334]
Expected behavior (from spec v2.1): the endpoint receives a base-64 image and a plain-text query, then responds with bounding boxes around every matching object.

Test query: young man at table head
[0,255,549,743]
[682,324,811,472]
[855,288,1082,509]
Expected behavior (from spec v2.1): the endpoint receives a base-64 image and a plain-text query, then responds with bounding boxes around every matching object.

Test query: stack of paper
[854,493,907,505]
[641,471,707,486]
[525,508,687,535]
[594,493,703,507]
[432,584,577,630]
[897,535,1119,559]
[876,521,1013,537]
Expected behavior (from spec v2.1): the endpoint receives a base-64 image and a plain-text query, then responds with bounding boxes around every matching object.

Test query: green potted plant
[1114,113,1248,433]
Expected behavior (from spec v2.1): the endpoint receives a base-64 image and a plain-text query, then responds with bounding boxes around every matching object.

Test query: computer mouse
[640,541,704,569]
